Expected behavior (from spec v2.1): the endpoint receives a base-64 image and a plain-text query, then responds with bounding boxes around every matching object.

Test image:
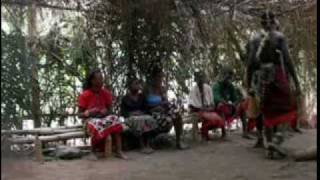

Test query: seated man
[189,71,225,141]
[121,78,158,154]
[78,69,127,159]
[212,67,240,129]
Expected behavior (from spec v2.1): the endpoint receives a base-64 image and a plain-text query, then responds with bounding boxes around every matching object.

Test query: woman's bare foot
[220,133,230,141]
[221,130,227,139]
[176,142,190,150]
[140,147,155,154]
[253,139,264,148]
[201,135,211,142]
[115,151,128,160]
[86,152,99,161]
[242,133,253,140]
[265,148,274,159]
[268,143,287,158]
[293,128,303,134]
[220,136,230,142]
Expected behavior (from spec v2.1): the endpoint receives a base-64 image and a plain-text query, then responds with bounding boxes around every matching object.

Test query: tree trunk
[28,0,41,128]
[58,77,65,127]
[126,3,138,85]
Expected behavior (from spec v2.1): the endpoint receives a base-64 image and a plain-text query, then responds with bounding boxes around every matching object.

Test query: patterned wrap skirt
[86,115,123,152]
[125,115,158,136]
[150,103,179,133]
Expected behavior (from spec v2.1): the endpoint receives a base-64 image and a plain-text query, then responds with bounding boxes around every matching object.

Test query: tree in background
[1,0,316,129]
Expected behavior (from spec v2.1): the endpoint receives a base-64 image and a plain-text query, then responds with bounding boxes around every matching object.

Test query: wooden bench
[2,114,202,162]
[1,125,113,162]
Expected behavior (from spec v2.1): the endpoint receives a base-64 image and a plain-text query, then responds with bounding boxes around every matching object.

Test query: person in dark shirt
[121,79,158,154]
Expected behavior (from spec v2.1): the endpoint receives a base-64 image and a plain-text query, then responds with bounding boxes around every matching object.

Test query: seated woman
[78,69,127,159]
[189,71,226,141]
[143,66,189,150]
[121,79,158,154]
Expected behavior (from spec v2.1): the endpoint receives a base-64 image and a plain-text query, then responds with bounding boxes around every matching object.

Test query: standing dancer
[246,11,301,159]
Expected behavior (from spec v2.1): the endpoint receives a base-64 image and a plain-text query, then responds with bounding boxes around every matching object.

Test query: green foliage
[0,0,317,129]
[1,30,32,129]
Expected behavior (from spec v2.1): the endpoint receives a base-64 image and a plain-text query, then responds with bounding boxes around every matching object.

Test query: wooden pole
[34,135,44,163]
[104,136,112,158]
[192,115,199,142]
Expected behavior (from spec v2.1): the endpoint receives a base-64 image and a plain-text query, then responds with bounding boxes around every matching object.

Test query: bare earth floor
[2,129,316,180]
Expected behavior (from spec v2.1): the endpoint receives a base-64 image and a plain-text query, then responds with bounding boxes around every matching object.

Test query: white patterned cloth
[87,115,121,133]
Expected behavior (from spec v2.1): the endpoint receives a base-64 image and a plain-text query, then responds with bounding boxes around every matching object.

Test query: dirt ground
[2,129,316,180]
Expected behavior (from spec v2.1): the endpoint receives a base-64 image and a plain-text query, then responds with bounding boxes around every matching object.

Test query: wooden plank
[1,128,81,135]
[1,125,83,135]
[8,131,85,144]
